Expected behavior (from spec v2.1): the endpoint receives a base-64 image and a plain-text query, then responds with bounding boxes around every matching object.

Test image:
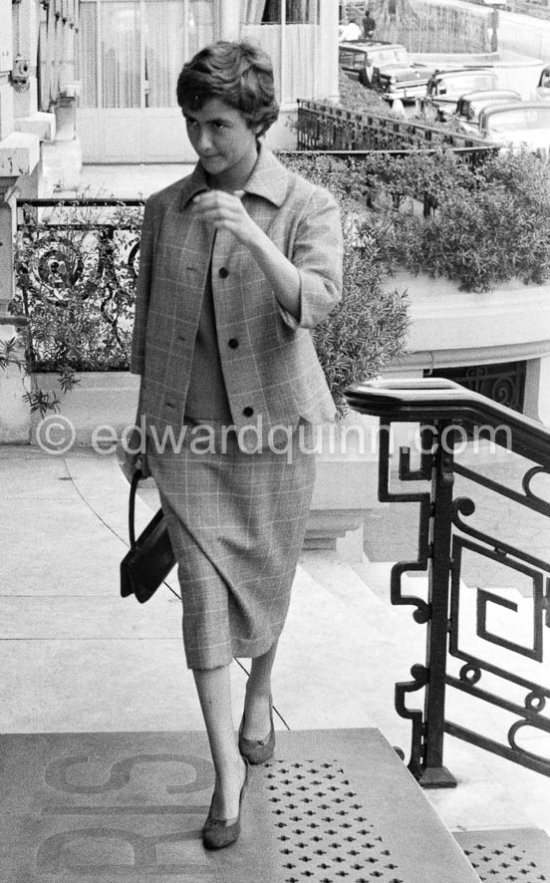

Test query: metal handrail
[345,378,550,466]
[296,98,496,154]
[17,198,145,208]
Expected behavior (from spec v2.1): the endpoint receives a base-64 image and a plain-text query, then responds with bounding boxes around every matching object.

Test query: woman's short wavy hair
[176,40,279,136]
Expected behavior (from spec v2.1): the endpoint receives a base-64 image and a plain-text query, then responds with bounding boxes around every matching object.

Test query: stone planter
[384,271,550,425]
[30,371,140,449]
[306,412,381,561]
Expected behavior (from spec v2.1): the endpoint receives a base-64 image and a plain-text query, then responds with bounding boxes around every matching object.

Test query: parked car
[339,41,393,86]
[422,68,499,121]
[452,89,522,135]
[339,40,432,101]
[476,101,550,151]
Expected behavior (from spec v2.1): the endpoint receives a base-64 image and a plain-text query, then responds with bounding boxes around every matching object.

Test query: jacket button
[219,267,229,278]
[242,406,254,418]
[228,338,239,349]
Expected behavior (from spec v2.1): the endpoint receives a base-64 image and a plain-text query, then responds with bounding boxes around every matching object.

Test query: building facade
[1,0,81,441]
[76,0,339,162]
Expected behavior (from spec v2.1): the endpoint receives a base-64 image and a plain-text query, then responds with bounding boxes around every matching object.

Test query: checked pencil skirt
[146,421,316,670]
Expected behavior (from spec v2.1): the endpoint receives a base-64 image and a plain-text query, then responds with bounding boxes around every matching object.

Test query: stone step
[0,727,481,883]
[455,827,550,882]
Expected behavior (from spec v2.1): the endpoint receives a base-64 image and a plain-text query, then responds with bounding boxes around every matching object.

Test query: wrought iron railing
[296,99,496,155]
[345,377,550,786]
[16,198,144,285]
[13,198,144,373]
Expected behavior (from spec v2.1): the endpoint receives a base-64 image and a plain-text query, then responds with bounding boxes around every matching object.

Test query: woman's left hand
[191,190,257,246]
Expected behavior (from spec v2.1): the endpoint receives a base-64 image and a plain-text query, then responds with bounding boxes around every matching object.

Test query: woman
[128,39,343,849]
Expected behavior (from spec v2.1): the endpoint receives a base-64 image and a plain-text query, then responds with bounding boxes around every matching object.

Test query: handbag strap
[128,469,143,549]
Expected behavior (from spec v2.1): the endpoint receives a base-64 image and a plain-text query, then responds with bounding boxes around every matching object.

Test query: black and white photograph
[0,0,549,880]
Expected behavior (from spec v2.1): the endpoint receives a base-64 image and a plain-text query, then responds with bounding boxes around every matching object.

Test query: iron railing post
[419,422,458,787]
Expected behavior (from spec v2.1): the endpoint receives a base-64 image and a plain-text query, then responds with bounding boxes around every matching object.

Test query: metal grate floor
[264,759,404,883]
[455,829,550,883]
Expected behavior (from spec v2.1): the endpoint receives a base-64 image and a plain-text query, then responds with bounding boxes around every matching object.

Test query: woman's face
[183,97,260,189]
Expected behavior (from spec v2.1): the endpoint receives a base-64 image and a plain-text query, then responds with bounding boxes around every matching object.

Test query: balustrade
[346,378,550,785]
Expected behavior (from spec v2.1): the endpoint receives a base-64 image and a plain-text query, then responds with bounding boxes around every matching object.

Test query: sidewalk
[1,443,549,840]
[56,163,194,200]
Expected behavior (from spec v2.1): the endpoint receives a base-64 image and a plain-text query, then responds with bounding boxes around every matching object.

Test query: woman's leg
[194,665,247,820]
[241,640,278,740]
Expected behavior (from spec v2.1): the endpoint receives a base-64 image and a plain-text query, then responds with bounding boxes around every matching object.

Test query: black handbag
[120,470,175,604]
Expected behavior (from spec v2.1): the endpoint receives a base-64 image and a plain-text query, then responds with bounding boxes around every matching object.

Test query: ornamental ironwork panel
[428,361,527,414]
[345,378,550,787]
[13,199,144,374]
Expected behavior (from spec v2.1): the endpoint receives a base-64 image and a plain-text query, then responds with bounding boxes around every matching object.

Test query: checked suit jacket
[130,145,344,438]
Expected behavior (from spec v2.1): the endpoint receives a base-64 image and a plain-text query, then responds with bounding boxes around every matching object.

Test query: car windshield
[440,74,497,96]
[486,107,550,132]
[339,49,365,69]
[375,47,407,64]
[468,96,511,117]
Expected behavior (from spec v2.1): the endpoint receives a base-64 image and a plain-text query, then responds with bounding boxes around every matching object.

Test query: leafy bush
[337,68,401,117]
[314,222,409,412]
[361,148,550,292]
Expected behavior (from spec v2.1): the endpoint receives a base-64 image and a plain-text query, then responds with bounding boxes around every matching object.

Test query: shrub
[337,68,401,117]
[361,148,550,292]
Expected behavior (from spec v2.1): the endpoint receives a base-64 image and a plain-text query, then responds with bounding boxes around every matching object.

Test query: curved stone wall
[383,271,550,424]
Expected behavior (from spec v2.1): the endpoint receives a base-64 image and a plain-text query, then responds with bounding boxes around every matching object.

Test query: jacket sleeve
[280,185,343,331]
[130,197,157,375]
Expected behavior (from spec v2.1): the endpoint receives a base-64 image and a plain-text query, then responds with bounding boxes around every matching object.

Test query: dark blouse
[184,256,232,422]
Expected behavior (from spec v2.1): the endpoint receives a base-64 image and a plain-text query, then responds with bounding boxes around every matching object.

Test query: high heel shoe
[238,698,275,765]
[202,760,249,850]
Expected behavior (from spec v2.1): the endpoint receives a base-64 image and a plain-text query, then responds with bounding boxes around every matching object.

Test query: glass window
[487,107,550,132]
[101,2,141,108]
[78,2,98,108]
[145,1,186,108]
[79,0,216,111]
[287,1,319,23]
[242,0,319,24]
[188,0,216,55]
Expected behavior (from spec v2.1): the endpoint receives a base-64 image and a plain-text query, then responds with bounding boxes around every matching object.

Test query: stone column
[12,0,56,199]
[525,355,550,427]
[318,0,340,103]
[538,356,550,426]
[0,176,30,442]
[0,131,40,442]
[11,0,37,121]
